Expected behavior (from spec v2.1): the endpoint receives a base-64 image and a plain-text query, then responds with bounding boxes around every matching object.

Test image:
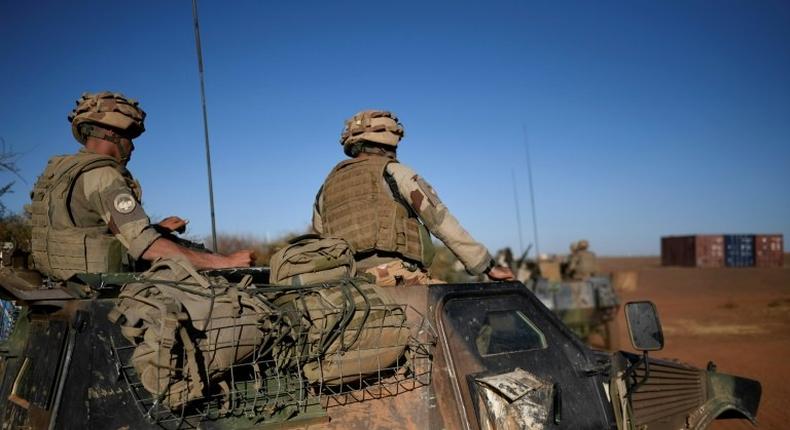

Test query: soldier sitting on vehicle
[29,91,254,281]
[494,247,515,272]
[312,110,514,286]
[565,239,599,280]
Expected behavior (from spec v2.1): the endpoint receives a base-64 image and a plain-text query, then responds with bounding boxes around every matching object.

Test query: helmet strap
[344,142,364,157]
[115,140,131,164]
[81,124,131,163]
[355,143,396,159]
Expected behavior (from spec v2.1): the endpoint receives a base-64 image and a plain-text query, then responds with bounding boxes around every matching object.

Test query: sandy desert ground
[599,256,790,430]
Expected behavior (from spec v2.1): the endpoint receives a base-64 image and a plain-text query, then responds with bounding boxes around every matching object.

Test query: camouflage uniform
[29,92,160,281]
[313,110,494,286]
[566,240,598,280]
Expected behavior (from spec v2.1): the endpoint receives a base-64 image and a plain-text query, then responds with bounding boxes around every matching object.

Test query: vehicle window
[443,297,547,357]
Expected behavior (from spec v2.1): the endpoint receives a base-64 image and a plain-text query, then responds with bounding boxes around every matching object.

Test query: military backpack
[268,234,356,286]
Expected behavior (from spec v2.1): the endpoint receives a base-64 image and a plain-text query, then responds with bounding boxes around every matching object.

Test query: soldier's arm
[82,167,161,260]
[312,186,325,234]
[566,254,579,276]
[385,163,494,275]
[83,168,252,269]
[141,238,253,268]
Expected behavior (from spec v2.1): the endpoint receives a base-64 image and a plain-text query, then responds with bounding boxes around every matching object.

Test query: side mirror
[624,301,664,351]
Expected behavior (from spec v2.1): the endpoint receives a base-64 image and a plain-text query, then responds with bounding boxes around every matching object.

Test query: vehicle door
[432,282,615,430]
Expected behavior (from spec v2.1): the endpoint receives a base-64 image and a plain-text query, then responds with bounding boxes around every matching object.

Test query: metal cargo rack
[109,282,435,429]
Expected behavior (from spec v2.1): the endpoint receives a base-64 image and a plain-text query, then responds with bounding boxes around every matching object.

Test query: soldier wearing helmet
[565,239,599,280]
[29,92,253,281]
[312,110,514,286]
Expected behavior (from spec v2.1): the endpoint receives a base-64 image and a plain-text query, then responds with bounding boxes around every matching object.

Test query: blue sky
[1,0,788,256]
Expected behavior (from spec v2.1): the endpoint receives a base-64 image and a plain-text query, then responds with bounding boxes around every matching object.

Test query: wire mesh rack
[0,299,19,341]
[110,281,435,429]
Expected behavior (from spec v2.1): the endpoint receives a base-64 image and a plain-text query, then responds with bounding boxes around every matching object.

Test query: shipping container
[661,235,725,267]
[725,235,755,267]
[661,236,696,266]
[695,235,725,267]
[755,234,784,268]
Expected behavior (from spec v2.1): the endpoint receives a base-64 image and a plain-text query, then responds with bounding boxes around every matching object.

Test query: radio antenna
[191,0,218,251]
[511,169,525,255]
[523,124,540,259]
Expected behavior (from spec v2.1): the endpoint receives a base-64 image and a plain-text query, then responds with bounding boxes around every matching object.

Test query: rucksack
[270,278,410,385]
[268,234,356,286]
[108,256,274,409]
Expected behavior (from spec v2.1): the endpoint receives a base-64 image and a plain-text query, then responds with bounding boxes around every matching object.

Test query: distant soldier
[494,247,515,272]
[566,239,598,280]
[312,110,514,287]
[561,241,577,278]
[29,92,253,281]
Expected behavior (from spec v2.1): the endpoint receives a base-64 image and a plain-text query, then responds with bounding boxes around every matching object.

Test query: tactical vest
[321,156,434,267]
[30,151,137,280]
[569,250,598,280]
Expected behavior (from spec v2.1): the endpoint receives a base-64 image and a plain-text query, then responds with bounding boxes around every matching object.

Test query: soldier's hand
[225,250,256,268]
[158,216,188,234]
[487,265,515,281]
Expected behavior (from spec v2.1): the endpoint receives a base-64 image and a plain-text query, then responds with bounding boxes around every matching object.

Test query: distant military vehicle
[0,265,761,429]
[498,248,621,350]
[528,274,621,350]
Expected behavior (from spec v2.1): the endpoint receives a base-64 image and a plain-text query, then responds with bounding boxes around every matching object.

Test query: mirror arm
[625,350,650,401]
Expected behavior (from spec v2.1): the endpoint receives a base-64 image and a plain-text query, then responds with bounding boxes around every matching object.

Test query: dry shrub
[429,244,480,283]
[0,139,23,217]
[213,231,306,266]
[214,234,475,281]
[0,213,31,252]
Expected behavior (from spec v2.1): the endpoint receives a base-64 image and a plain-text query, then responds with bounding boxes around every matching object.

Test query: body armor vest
[569,250,598,280]
[321,156,434,267]
[30,152,136,280]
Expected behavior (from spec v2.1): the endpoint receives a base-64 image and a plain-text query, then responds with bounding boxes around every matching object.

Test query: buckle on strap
[158,303,182,349]
[159,318,178,349]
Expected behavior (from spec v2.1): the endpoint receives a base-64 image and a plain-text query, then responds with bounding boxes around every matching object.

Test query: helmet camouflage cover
[69,91,146,143]
[340,110,404,149]
[577,240,590,251]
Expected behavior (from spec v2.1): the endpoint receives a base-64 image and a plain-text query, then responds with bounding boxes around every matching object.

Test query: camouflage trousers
[364,260,445,287]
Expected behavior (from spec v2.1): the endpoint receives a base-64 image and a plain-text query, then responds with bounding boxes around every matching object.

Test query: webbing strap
[383,170,419,220]
[178,326,204,401]
[148,258,213,293]
[159,310,180,349]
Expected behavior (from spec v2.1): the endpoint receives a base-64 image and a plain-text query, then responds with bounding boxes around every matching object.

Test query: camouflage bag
[271,278,410,385]
[108,256,273,409]
[269,234,356,286]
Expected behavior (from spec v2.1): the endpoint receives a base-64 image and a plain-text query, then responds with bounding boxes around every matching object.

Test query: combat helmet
[340,110,404,155]
[577,240,590,251]
[68,92,146,144]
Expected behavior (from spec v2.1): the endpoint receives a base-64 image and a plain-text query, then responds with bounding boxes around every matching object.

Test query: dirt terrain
[599,256,790,430]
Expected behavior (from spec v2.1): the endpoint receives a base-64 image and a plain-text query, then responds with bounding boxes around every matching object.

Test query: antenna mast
[523,125,540,258]
[191,0,218,251]
[511,169,525,255]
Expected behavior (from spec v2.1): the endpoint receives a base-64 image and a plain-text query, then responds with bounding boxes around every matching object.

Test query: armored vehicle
[506,252,621,350]
[527,275,620,350]
[0,267,760,429]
